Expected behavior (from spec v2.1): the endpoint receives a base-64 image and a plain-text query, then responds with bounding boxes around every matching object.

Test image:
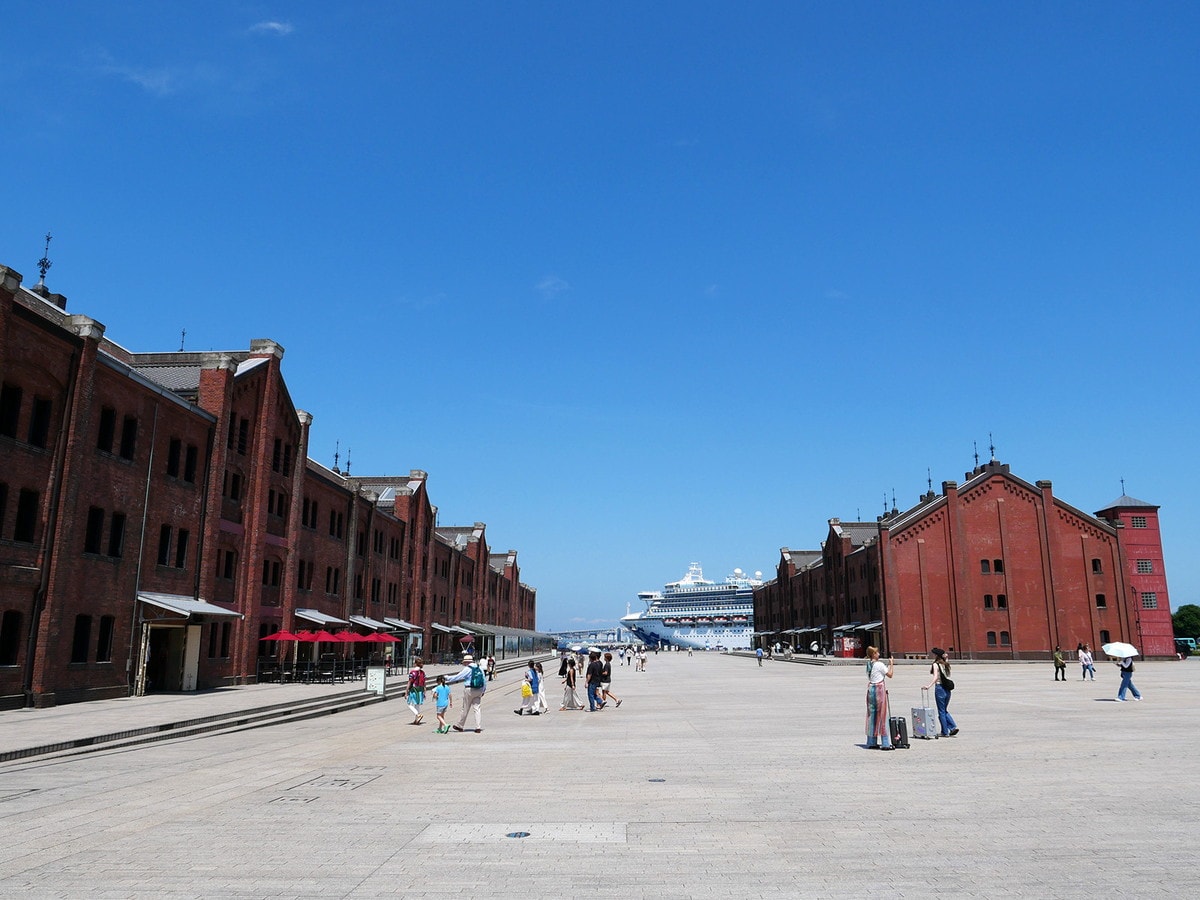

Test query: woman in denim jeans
[925,647,959,737]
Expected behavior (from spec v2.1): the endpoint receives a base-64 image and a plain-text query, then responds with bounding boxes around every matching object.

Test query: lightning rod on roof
[333,440,340,474]
[989,432,996,461]
[973,441,979,468]
[36,232,52,287]
[179,329,186,352]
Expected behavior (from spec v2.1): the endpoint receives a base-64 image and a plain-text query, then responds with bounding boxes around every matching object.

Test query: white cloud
[249,21,294,36]
[536,275,570,298]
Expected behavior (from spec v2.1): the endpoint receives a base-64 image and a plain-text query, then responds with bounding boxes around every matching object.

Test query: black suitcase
[889,715,910,749]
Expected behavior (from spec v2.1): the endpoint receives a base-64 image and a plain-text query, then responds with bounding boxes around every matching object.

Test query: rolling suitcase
[888,715,909,749]
[912,687,939,740]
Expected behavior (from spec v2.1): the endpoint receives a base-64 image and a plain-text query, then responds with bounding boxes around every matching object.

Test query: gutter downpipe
[126,405,159,697]
[23,344,81,708]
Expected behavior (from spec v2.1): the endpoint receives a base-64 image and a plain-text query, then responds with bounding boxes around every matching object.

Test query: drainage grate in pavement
[269,796,318,804]
[290,773,382,791]
[412,823,626,844]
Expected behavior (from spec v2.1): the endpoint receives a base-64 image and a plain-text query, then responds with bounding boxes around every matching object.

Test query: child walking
[433,675,453,732]
[407,657,427,725]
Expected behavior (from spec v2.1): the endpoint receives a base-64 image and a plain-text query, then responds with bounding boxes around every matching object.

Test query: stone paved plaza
[0,652,1196,898]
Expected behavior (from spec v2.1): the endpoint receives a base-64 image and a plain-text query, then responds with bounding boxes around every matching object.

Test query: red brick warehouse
[0,263,539,709]
[754,459,1173,660]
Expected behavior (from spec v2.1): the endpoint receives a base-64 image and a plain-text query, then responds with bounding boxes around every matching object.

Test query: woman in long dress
[865,646,894,750]
[560,657,582,710]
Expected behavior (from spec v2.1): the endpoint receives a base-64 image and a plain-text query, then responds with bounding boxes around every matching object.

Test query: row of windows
[0,382,53,448]
[983,594,1008,610]
[71,614,116,664]
[0,610,21,665]
[0,482,40,543]
[980,559,1004,574]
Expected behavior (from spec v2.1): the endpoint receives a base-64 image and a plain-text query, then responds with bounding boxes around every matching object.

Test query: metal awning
[349,615,390,631]
[450,625,473,636]
[295,608,350,626]
[430,622,454,634]
[858,620,884,630]
[384,617,421,632]
[460,621,556,641]
[832,622,861,633]
[794,626,820,634]
[139,592,242,620]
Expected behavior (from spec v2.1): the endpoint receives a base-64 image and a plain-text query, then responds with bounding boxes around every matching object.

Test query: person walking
[432,675,452,733]
[585,650,605,711]
[486,655,496,682]
[534,661,550,713]
[1116,655,1142,701]
[445,654,487,732]
[515,661,539,715]
[1079,644,1096,681]
[756,646,764,667]
[1053,646,1067,681]
[865,646,894,750]
[406,657,427,725]
[924,647,959,737]
[600,652,623,708]
[560,657,582,709]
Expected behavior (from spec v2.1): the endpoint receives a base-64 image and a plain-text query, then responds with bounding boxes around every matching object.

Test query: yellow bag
[520,682,533,698]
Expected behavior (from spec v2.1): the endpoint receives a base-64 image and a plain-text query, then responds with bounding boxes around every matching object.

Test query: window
[984,594,994,609]
[226,415,237,450]
[1091,558,1103,575]
[108,513,126,558]
[297,559,314,591]
[357,531,366,557]
[993,559,1004,574]
[84,507,105,554]
[14,489,38,543]
[987,631,997,646]
[183,444,198,483]
[0,610,21,665]
[261,558,281,587]
[1136,559,1153,574]
[97,407,116,452]
[237,418,249,455]
[208,622,231,658]
[157,525,172,566]
[1141,592,1158,610]
[1131,516,1147,529]
[980,559,990,574]
[302,497,319,529]
[166,438,182,477]
[119,415,138,460]
[224,470,242,501]
[1100,629,1111,645]
[28,397,52,448]
[0,482,7,533]
[329,510,343,538]
[96,615,115,662]
[1000,631,1011,646]
[0,382,22,438]
[282,445,293,477]
[997,594,1008,609]
[71,614,92,663]
[1096,594,1107,609]
[217,548,237,581]
[174,529,189,568]
[272,438,282,472]
[325,566,340,594]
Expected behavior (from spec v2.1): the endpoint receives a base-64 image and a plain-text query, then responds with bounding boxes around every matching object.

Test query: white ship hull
[622,563,761,651]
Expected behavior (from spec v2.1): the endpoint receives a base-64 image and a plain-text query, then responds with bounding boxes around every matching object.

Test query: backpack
[468,664,486,689]
[409,668,426,690]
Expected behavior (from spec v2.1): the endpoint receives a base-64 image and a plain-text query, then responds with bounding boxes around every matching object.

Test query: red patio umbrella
[334,631,367,642]
[369,633,402,643]
[312,630,338,643]
[260,630,300,641]
[458,635,474,643]
[293,631,318,642]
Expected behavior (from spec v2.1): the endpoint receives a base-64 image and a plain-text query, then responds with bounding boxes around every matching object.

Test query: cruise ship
[620,563,762,650]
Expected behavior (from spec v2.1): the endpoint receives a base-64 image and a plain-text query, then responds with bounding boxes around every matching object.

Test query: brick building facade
[0,264,537,709]
[754,460,1174,660]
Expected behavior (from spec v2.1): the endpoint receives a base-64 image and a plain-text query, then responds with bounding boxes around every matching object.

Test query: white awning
[430,622,454,633]
[295,608,349,626]
[832,623,861,633]
[349,615,390,631]
[858,621,884,630]
[139,593,242,619]
[384,617,421,632]
[450,625,473,635]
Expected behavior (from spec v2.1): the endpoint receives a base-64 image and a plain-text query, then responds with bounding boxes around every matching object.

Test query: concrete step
[0,686,387,766]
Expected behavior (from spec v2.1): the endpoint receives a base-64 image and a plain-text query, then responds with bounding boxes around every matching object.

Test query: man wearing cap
[444,654,487,732]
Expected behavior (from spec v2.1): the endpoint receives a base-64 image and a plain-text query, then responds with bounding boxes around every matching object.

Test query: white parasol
[1101,642,1139,659]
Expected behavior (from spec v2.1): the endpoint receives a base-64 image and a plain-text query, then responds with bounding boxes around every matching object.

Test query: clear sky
[2,3,1197,630]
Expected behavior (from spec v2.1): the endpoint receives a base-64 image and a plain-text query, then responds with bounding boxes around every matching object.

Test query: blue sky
[2,3,1197,629]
